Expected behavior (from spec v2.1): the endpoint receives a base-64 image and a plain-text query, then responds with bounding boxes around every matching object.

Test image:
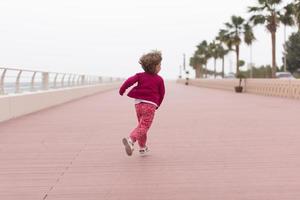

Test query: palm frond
[224,22,233,29]
[244,23,256,45]
[270,0,282,6]
[231,15,245,26]
[258,0,267,5]
[279,14,295,26]
[216,29,229,43]
[250,15,266,25]
[284,3,294,15]
[248,6,265,12]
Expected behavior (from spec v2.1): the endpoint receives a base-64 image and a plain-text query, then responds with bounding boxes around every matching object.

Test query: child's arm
[158,79,165,107]
[119,74,139,96]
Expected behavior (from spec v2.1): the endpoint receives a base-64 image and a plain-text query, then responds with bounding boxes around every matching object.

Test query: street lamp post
[183,53,189,85]
[179,65,182,79]
[284,26,287,72]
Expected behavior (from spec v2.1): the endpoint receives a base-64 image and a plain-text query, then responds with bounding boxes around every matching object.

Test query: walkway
[0,82,300,200]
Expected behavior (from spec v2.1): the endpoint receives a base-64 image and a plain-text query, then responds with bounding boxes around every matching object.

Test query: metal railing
[0,67,122,95]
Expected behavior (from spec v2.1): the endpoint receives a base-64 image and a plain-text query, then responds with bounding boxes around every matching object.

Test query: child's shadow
[139,154,151,158]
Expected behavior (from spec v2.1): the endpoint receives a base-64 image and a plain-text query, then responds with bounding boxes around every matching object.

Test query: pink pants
[130,103,156,148]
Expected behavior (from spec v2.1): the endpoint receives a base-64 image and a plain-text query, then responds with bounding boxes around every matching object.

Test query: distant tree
[196,41,210,78]
[243,23,256,77]
[248,0,295,78]
[281,3,295,71]
[241,65,278,78]
[224,15,245,75]
[189,55,201,78]
[216,29,230,78]
[292,0,300,31]
[190,40,210,78]
[208,41,219,78]
[285,32,300,73]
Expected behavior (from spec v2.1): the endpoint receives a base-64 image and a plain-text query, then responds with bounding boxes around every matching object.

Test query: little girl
[119,50,165,156]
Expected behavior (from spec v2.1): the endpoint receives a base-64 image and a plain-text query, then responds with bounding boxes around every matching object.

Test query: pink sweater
[119,72,165,107]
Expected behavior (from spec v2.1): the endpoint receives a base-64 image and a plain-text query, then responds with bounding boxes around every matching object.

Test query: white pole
[284,25,287,72]
[250,45,253,78]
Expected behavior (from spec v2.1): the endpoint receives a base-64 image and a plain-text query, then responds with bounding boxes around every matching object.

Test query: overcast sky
[0,0,297,79]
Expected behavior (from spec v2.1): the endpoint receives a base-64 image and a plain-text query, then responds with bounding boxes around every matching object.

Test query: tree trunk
[284,25,287,72]
[195,64,201,78]
[214,59,216,79]
[200,65,204,78]
[250,45,253,78]
[271,31,276,78]
[236,45,240,76]
[222,57,225,78]
[205,65,207,78]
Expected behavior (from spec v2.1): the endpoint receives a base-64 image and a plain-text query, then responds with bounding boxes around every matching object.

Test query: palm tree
[190,41,209,78]
[198,41,211,78]
[208,41,219,79]
[196,40,211,78]
[280,3,295,72]
[217,45,229,79]
[243,23,256,77]
[203,46,211,78]
[224,15,245,76]
[248,0,295,78]
[216,29,230,78]
[190,51,205,79]
[189,55,201,78]
[293,0,300,31]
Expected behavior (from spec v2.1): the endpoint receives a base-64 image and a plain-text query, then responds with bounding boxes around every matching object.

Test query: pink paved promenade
[1,82,300,200]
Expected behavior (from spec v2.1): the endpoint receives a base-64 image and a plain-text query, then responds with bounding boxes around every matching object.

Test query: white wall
[178,79,300,100]
[0,83,120,123]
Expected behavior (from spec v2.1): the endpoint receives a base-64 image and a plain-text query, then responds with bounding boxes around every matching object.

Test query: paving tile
[0,83,300,200]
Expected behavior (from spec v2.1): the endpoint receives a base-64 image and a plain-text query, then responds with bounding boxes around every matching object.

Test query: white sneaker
[139,146,149,155]
[122,138,134,156]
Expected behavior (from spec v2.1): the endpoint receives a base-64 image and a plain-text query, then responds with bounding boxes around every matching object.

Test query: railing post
[72,74,76,86]
[31,72,37,91]
[0,69,7,95]
[76,75,81,85]
[16,70,23,93]
[85,76,88,85]
[42,72,49,90]
[67,74,72,87]
[81,75,85,85]
[61,74,66,87]
[53,73,59,88]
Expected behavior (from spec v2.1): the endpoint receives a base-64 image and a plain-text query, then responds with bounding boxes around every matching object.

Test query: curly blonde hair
[139,50,162,74]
